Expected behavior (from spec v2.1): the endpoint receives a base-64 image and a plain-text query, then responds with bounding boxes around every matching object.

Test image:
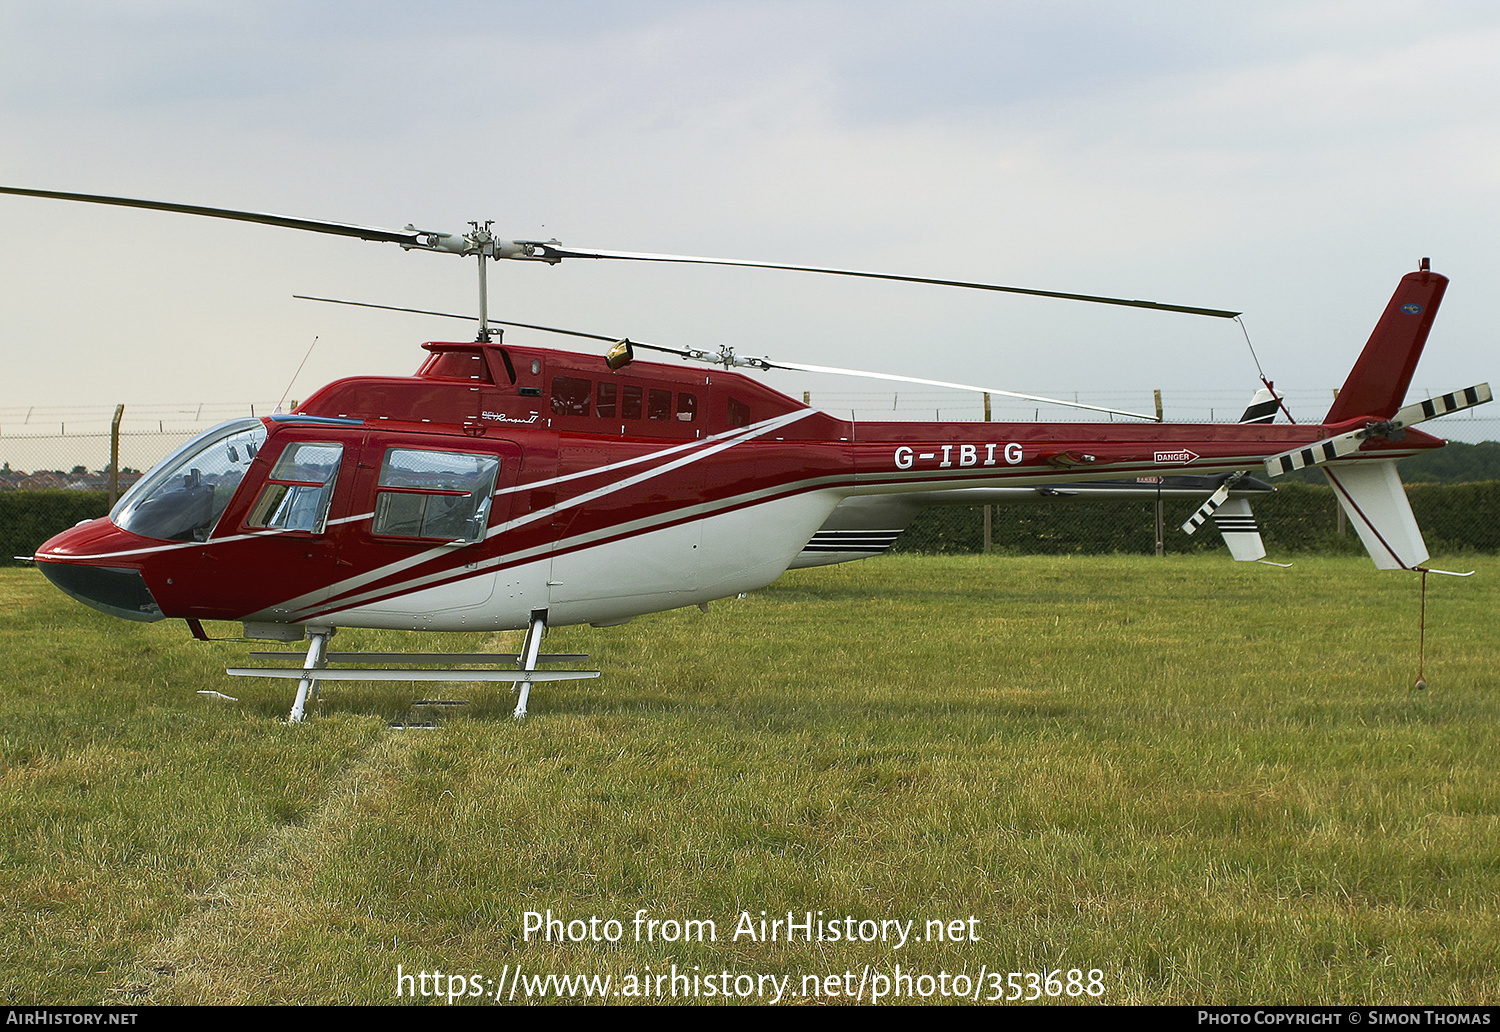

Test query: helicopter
[4,187,1489,721]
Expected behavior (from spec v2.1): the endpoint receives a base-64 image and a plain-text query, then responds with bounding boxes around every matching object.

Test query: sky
[2,0,1498,438]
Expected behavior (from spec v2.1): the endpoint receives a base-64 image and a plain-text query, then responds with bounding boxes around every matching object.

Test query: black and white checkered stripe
[1398,383,1491,425]
[1267,436,1356,475]
[1182,488,1229,534]
[1266,382,1491,477]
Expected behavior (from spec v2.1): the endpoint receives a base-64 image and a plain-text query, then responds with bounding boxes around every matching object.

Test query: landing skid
[227,614,592,721]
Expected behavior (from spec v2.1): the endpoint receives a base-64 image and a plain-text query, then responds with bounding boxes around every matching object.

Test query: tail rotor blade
[1181,483,1232,535]
[1391,383,1492,428]
[1265,382,1491,478]
[1264,431,1366,477]
[1181,472,1248,535]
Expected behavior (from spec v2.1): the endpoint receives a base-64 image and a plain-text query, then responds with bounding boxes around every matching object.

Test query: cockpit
[111,418,266,542]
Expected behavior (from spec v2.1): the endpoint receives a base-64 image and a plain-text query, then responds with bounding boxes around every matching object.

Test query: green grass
[1,555,1497,1005]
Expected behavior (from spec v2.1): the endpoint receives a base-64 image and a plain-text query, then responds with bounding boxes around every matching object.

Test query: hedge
[1,492,111,565]
[4,481,1498,568]
[892,480,1500,556]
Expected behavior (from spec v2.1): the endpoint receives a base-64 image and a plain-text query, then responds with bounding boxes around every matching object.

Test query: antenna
[279,335,318,413]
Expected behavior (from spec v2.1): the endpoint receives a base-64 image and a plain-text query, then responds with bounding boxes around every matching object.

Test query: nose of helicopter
[33,517,165,623]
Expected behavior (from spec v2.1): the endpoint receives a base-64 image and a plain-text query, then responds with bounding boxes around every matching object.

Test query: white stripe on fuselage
[32,511,377,562]
[270,409,819,619]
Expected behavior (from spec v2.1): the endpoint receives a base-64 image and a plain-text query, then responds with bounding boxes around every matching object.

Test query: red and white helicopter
[4,187,1489,720]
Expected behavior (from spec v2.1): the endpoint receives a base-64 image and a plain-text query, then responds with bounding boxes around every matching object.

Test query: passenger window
[246,442,344,534]
[551,375,592,417]
[621,385,643,420]
[371,448,501,544]
[676,392,697,422]
[728,396,751,428]
[648,388,672,421]
[596,382,617,418]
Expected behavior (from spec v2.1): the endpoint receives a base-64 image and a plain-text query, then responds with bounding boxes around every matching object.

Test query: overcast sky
[2,1,1497,434]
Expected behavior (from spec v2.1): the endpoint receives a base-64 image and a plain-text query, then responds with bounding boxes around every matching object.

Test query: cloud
[0,1,1496,415]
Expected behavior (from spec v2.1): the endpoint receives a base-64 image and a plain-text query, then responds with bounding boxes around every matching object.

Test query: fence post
[1154,390,1165,556]
[982,392,993,553]
[108,404,124,507]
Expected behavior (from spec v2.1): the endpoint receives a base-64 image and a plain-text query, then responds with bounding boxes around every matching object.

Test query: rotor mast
[471,221,493,342]
[432,220,561,343]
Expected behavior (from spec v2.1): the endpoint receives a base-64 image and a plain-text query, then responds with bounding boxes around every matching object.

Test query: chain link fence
[0,402,280,497]
[4,397,1498,564]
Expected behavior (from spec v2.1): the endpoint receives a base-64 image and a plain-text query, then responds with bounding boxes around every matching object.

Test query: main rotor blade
[295,293,1158,420]
[297,294,712,360]
[757,359,1159,421]
[5,186,1239,318]
[518,243,1241,319]
[0,186,429,246]
[293,295,628,344]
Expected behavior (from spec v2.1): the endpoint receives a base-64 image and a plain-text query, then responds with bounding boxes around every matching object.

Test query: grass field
[2,554,1497,1006]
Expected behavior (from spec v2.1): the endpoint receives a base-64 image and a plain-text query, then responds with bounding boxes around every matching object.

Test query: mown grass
[1,555,1496,1005]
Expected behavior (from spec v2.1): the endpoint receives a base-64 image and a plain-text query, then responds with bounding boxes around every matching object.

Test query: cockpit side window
[245,442,345,534]
[112,419,267,542]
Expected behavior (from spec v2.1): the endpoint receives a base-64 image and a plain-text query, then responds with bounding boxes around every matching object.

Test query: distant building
[0,469,143,492]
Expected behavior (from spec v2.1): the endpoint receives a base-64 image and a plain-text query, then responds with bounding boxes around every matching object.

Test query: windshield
[112,418,267,542]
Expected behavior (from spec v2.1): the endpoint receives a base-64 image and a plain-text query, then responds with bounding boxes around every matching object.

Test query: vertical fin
[1324,264,1447,423]
[1238,387,1279,424]
[1323,460,1429,570]
[1208,498,1267,562]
